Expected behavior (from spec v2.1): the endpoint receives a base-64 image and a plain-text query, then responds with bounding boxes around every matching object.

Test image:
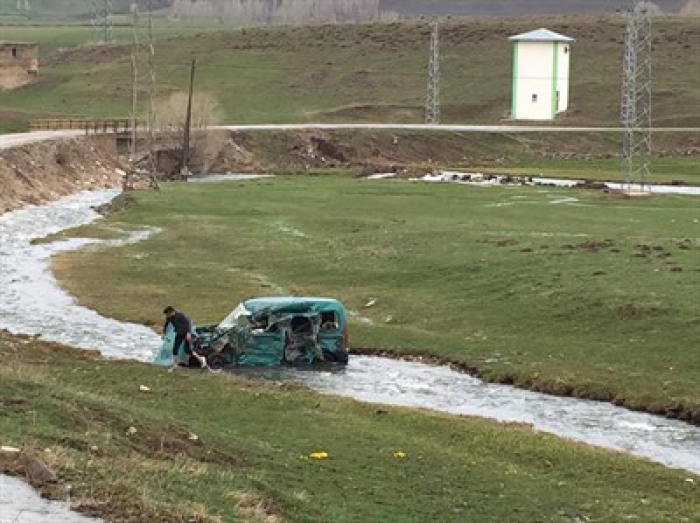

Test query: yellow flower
[393,450,407,459]
[309,451,329,460]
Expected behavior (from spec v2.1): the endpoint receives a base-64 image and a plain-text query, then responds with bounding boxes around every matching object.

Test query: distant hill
[0,0,696,22]
[0,1,172,20]
[380,0,690,16]
[168,0,698,24]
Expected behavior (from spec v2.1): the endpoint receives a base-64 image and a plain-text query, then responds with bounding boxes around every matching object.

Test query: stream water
[0,188,698,480]
[411,172,700,195]
[0,474,101,522]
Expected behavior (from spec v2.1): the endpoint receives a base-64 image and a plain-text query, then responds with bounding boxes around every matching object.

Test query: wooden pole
[182,58,196,176]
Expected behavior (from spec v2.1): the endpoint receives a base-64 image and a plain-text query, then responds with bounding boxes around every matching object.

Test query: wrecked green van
[191,297,349,369]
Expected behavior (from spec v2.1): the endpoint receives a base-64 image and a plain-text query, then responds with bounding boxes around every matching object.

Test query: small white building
[509,28,575,121]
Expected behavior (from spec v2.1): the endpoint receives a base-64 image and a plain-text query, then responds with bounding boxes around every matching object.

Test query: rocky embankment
[0,136,124,215]
[194,129,700,178]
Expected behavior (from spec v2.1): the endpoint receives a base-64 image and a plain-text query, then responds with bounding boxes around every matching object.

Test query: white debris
[367,173,396,180]
[1,446,21,453]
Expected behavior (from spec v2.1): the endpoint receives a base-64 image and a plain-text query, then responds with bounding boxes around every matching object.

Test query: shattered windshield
[218,303,250,330]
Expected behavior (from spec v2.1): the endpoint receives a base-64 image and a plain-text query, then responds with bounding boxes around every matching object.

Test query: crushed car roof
[243,297,345,316]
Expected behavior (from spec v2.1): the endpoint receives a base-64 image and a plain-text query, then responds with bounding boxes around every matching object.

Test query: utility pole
[425,20,440,124]
[621,0,653,192]
[182,59,197,177]
[92,0,114,43]
[145,0,159,189]
[129,2,141,162]
[125,1,158,190]
[124,2,140,190]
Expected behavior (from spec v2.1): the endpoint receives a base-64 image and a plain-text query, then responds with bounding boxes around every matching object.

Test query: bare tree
[154,91,223,174]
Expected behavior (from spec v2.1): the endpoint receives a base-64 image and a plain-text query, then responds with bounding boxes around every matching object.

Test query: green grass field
[1,331,698,522]
[0,15,698,127]
[52,177,700,423]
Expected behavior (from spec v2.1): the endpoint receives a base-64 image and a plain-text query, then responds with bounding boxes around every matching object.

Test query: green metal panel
[154,323,187,366]
[551,42,560,119]
[511,42,519,118]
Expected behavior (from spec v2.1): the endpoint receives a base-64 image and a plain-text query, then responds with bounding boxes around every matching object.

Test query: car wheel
[207,353,226,370]
[323,351,349,364]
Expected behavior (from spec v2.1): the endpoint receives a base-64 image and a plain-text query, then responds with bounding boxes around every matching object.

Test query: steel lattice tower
[425,20,440,124]
[125,1,159,190]
[92,0,114,43]
[145,1,160,188]
[129,2,142,162]
[17,0,30,19]
[621,1,653,191]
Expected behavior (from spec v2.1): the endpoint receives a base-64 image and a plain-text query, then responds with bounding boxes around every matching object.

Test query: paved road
[0,130,82,150]
[1,124,698,151]
[216,123,699,133]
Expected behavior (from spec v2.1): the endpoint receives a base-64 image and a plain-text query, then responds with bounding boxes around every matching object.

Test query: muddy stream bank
[0,187,699,478]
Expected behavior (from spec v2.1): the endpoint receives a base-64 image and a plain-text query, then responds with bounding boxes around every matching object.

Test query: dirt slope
[0,136,124,214]
[196,129,700,176]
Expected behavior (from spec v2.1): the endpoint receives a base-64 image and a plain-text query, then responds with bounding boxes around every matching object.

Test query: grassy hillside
[3,331,698,522]
[0,15,698,130]
[53,178,700,423]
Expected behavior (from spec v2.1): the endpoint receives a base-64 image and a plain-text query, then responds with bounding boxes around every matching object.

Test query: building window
[12,48,18,58]
[532,94,538,103]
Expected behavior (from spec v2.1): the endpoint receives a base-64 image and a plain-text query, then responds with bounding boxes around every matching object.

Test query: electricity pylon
[125,0,159,190]
[145,0,159,188]
[425,20,440,124]
[621,1,653,191]
[92,0,114,43]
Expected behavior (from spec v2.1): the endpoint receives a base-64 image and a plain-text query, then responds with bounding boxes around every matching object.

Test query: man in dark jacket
[163,306,207,369]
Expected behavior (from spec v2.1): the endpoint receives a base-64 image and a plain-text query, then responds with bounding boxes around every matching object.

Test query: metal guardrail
[28,118,143,134]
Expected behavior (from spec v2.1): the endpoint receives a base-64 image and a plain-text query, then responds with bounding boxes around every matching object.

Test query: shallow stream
[0,187,698,479]
[0,474,101,522]
[412,171,700,195]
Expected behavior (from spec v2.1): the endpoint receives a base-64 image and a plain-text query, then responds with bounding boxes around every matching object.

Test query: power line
[621,0,653,192]
[425,20,440,124]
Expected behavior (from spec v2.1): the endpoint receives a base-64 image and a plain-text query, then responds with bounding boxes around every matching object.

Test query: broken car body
[155,297,350,368]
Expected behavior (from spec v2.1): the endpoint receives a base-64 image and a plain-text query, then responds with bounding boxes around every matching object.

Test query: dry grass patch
[230,491,286,523]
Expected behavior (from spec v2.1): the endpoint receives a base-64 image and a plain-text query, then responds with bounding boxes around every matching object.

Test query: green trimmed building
[509,28,575,121]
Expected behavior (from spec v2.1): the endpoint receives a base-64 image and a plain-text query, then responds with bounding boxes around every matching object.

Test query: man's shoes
[168,365,177,373]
